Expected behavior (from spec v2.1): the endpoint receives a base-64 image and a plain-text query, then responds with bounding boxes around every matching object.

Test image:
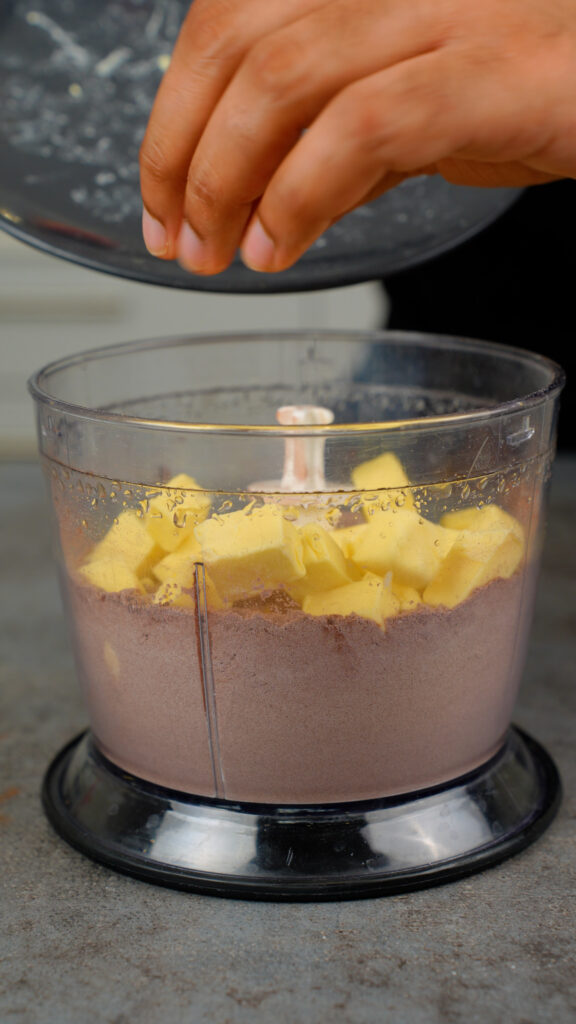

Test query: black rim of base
[42,728,562,902]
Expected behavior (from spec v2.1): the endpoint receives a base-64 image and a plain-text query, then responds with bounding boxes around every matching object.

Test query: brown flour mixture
[65,568,536,804]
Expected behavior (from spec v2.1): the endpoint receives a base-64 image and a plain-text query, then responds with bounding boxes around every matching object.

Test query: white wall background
[0,232,386,458]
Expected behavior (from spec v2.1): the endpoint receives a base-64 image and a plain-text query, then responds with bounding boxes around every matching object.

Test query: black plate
[0,0,521,293]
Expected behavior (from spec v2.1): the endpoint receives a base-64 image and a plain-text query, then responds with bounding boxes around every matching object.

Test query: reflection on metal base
[43,728,561,901]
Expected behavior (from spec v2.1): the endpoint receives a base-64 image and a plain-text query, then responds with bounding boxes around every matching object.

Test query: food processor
[4,0,564,903]
[30,330,564,900]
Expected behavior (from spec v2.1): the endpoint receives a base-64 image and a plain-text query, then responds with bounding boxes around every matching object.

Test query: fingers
[241,53,473,271]
[174,0,443,273]
[141,0,576,274]
[239,38,576,273]
[139,0,330,259]
[435,160,563,188]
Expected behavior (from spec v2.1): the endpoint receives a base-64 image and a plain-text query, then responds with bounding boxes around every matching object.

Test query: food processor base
[42,727,560,901]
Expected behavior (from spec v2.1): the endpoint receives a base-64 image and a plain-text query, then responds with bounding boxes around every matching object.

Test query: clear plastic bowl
[29,331,564,804]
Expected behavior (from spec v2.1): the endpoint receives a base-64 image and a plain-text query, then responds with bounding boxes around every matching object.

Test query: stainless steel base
[43,728,561,901]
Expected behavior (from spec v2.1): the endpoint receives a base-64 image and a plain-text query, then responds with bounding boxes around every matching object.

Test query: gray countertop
[1,459,575,1024]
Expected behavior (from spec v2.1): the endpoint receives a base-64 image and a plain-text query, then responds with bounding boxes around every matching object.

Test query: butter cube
[441,504,524,542]
[154,576,223,610]
[79,559,144,594]
[391,580,422,612]
[351,507,458,590]
[381,577,402,620]
[351,452,414,517]
[195,505,305,600]
[331,523,369,559]
[144,473,211,552]
[87,510,161,578]
[303,572,400,626]
[153,582,195,609]
[152,537,223,609]
[351,452,411,492]
[290,523,356,602]
[198,571,225,611]
[423,527,524,608]
[152,534,203,587]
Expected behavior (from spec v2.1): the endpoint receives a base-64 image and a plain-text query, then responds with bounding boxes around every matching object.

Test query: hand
[140,0,576,275]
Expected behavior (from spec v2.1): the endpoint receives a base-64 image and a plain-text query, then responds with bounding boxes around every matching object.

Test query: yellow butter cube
[153,582,195,609]
[154,576,223,610]
[152,537,223,609]
[290,523,356,602]
[152,534,203,587]
[441,504,524,543]
[351,452,414,518]
[144,473,211,552]
[303,572,399,626]
[351,507,458,590]
[166,473,202,489]
[331,523,369,559]
[381,577,402,620]
[423,527,524,608]
[391,580,422,612]
[87,509,161,578]
[195,504,305,600]
[79,559,144,594]
[351,452,411,492]
[198,571,225,611]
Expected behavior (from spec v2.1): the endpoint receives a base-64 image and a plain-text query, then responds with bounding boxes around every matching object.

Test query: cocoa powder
[64,569,536,804]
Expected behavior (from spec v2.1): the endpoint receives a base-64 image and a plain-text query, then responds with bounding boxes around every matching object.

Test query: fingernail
[177,221,207,270]
[142,208,168,256]
[241,218,275,272]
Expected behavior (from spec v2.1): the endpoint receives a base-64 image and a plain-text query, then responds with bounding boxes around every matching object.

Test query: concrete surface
[1,459,575,1024]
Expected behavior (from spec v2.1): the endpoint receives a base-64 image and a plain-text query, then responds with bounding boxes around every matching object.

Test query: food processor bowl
[30,331,564,898]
